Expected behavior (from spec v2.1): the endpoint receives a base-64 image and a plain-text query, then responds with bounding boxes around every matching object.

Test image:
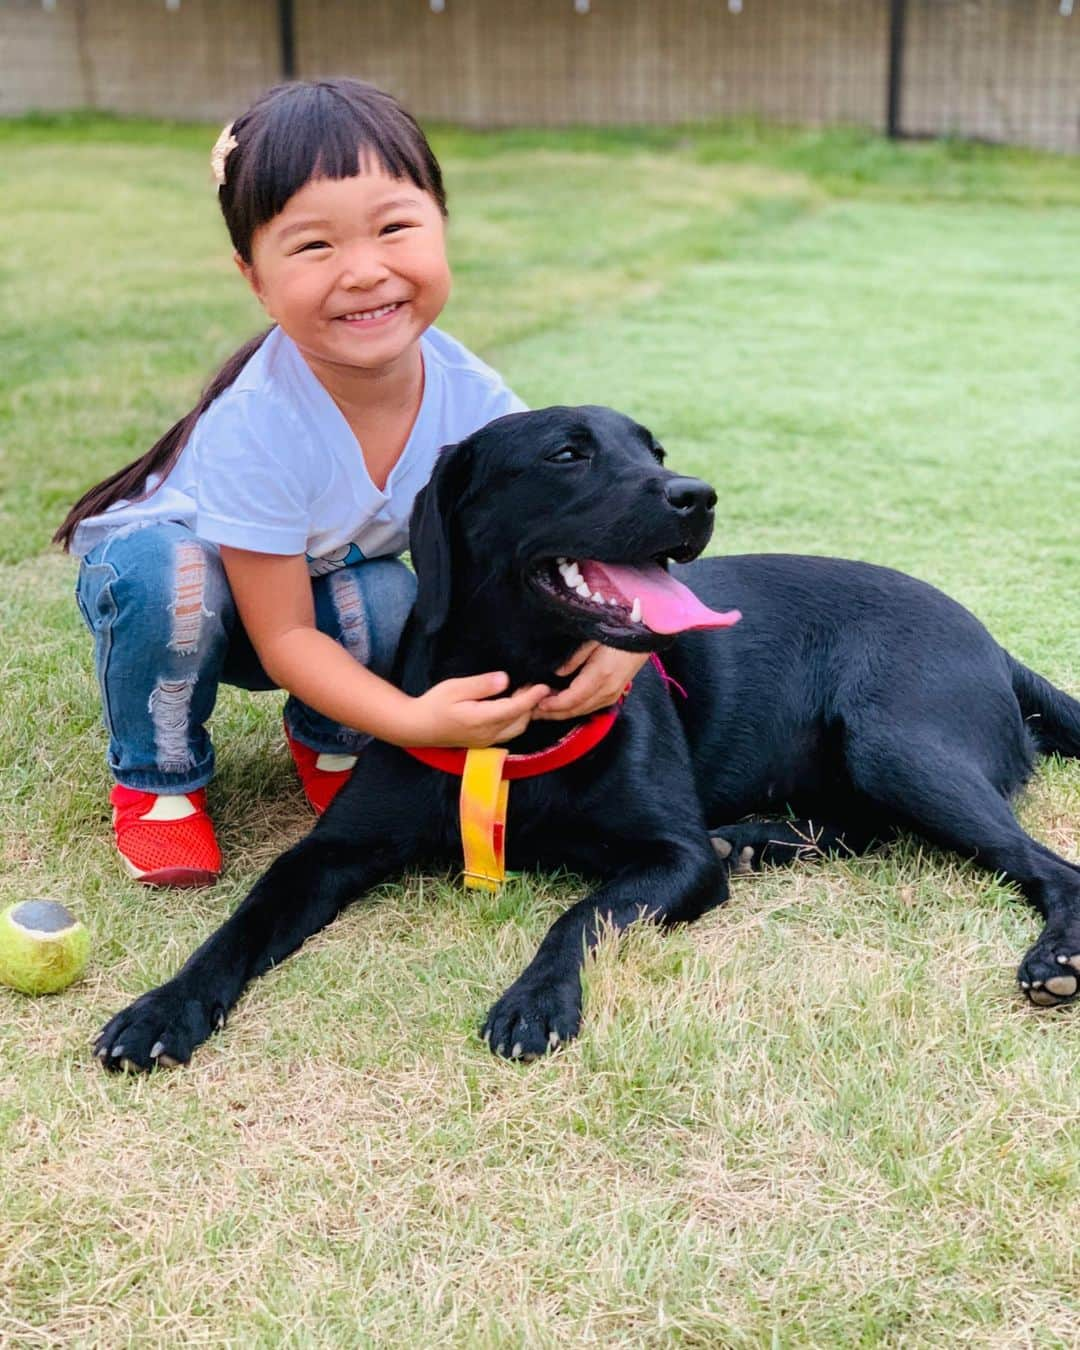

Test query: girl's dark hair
[55,79,446,550]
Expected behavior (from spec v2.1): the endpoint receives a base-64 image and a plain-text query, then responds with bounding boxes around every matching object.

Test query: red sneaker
[110,785,221,888]
[284,726,357,815]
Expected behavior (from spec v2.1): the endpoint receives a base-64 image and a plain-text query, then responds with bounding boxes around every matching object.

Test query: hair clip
[210,122,239,188]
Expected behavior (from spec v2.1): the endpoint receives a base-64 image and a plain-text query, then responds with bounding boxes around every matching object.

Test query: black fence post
[887,0,907,138]
[278,0,297,80]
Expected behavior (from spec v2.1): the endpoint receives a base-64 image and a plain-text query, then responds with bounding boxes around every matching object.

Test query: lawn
[1,114,1078,1346]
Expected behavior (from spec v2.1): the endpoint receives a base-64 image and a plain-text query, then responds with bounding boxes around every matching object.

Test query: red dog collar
[404,702,620,780]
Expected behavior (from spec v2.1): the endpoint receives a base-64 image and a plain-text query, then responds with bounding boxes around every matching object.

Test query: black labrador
[95,406,1080,1071]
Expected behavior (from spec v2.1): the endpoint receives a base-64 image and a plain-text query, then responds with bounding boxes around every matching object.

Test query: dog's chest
[417,769,619,878]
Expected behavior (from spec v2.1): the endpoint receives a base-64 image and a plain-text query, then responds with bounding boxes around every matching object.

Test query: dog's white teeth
[630,597,642,623]
[558,561,581,587]
[554,559,622,610]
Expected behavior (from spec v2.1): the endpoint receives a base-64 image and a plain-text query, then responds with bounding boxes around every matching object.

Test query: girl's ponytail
[53,328,271,551]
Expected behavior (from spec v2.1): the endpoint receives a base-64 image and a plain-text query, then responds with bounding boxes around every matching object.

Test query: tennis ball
[0,900,90,995]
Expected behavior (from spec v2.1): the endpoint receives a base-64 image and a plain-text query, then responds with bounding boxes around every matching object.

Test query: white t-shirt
[72,325,526,571]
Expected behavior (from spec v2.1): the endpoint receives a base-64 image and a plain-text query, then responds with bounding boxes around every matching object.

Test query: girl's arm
[219,547,548,748]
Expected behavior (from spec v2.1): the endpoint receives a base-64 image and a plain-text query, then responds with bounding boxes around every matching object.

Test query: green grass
[1,115,1079,1346]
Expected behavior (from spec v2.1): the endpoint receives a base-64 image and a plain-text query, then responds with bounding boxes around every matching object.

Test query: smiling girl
[55,79,645,887]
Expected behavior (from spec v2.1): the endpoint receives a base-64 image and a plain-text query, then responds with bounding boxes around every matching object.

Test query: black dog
[95,407,1080,1071]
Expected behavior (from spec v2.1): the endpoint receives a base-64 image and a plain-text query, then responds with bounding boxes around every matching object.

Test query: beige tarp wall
[902,1,1079,149]
[294,0,888,130]
[1,0,281,119]
[2,0,1078,151]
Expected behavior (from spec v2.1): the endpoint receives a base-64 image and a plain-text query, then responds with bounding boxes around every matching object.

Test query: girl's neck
[301,343,426,490]
[304,343,424,426]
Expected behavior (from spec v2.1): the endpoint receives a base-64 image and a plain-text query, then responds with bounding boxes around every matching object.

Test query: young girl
[56,79,645,888]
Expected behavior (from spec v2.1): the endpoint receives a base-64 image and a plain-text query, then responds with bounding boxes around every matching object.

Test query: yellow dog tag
[460,748,510,891]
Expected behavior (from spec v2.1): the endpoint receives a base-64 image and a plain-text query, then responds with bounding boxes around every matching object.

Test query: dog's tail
[1010,656,1080,758]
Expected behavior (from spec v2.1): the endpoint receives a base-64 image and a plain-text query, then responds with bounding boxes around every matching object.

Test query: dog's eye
[546,446,586,464]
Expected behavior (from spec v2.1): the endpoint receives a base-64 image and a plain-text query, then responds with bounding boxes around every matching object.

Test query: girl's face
[237,163,451,380]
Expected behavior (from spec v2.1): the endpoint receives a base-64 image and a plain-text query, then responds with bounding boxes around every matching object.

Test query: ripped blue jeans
[75,521,416,793]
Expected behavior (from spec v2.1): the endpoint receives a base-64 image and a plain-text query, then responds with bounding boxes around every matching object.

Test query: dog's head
[407,406,738,676]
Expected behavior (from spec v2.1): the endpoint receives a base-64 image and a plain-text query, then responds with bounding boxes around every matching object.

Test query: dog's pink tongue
[581,561,741,635]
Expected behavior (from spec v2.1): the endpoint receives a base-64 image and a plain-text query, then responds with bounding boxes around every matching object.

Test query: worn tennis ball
[0,900,90,995]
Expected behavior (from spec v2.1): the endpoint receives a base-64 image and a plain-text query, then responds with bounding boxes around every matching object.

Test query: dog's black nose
[664,477,717,515]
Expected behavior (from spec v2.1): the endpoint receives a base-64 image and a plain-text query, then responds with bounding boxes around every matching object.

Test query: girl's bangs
[245,92,442,235]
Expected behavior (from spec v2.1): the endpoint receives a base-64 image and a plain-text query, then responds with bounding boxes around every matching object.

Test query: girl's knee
[161,535,230,656]
[320,557,415,675]
[367,556,418,617]
[98,526,233,651]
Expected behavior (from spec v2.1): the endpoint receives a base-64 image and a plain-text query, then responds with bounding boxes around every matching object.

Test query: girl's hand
[407,672,550,748]
[532,643,650,721]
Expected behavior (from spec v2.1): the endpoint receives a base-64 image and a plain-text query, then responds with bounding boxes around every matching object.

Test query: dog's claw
[733,845,755,875]
[1018,928,1080,1008]
[95,979,218,1075]
[483,976,582,1062]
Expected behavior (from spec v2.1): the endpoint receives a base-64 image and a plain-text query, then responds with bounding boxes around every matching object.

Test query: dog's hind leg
[709,818,891,874]
[846,727,1080,1008]
[482,837,725,1061]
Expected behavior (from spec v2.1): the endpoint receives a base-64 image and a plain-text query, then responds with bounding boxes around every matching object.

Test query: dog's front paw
[1018,925,1080,1008]
[94,980,224,1073]
[481,975,582,1061]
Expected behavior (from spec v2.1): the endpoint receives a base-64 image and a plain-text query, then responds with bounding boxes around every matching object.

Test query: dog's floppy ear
[409,438,475,636]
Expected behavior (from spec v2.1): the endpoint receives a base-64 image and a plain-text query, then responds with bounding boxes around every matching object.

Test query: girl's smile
[335,301,405,325]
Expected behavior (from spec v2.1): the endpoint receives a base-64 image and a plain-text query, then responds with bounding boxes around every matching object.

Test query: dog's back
[663,553,1071,821]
